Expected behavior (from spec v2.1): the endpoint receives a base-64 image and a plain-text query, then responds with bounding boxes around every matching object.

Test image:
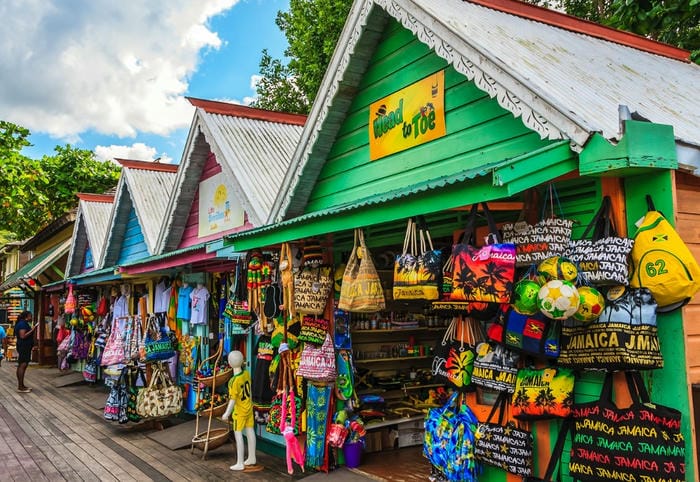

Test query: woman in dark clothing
[15,311,35,393]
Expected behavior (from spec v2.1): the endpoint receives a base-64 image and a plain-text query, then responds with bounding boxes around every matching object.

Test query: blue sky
[2,0,289,165]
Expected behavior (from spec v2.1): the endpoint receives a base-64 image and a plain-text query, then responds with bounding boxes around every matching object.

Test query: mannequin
[221,351,258,471]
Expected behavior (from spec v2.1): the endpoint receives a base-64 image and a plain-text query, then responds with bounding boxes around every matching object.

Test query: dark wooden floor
[351,447,430,482]
[0,364,372,481]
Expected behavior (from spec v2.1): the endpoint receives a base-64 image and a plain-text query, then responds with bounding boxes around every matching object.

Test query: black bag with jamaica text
[570,372,685,482]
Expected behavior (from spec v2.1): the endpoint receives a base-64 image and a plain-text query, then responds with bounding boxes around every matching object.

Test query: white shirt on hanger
[189,285,210,325]
[154,280,168,313]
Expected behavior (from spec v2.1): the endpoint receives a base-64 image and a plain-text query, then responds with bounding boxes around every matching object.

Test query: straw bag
[338,228,385,312]
[294,264,333,315]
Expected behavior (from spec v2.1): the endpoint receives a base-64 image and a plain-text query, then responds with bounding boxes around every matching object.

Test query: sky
[1,0,290,164]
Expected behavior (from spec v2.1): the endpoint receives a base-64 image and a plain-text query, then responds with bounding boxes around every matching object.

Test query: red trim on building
[114,158,179,172]
[469,0,691,62]
[76,193,115,203]
[187,97,307,126]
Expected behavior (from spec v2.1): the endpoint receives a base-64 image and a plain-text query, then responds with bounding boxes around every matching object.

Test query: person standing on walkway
[15,311,35,392]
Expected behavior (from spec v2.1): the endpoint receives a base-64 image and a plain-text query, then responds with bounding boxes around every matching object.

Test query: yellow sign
[369,70,446,161]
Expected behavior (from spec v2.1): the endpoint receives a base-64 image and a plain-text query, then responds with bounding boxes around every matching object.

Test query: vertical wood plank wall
[116,206,149,265]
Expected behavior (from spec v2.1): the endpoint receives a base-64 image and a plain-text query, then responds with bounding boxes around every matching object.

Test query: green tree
[529,0,700,62]
[252,0,353,113]
[0,121,120,240]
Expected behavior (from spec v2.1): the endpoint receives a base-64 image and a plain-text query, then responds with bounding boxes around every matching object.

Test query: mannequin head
[120,284,130,297]
[228,350,244,371]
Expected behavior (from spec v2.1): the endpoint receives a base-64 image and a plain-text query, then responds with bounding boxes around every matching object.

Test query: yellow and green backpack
[630,196,700,312]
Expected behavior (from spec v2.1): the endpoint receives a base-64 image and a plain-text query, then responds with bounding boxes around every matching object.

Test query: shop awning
[68,266,122,286]
[0,239,71,291]
[220,141,576,252]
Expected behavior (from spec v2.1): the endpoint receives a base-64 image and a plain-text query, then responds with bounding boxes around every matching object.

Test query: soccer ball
[536,256,578,284]
[512,279,541,315]
[574,286,605,323]
[538,279,580,320]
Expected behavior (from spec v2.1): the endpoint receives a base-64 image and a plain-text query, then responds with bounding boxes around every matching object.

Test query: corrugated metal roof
[156,99,305,252]
[0,239,71,291]
[270,0,700,222]
[100,162,177,268]
[65,198,113,277]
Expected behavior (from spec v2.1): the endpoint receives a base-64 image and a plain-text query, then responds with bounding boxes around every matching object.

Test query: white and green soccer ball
[538,279,580,320]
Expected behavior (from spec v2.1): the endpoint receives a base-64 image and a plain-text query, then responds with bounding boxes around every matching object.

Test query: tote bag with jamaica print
[450,203,516,304]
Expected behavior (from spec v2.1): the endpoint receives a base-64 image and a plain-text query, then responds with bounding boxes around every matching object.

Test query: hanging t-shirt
[112,295,129,320]
[252,336,276,406]
[154,281,168,313]
[177,284,194,320]
[189,286,210,325]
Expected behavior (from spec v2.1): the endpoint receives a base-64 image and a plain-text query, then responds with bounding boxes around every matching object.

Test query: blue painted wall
[117,206,149,265]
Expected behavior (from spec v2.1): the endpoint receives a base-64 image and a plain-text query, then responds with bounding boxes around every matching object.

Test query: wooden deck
[0,364,372,481]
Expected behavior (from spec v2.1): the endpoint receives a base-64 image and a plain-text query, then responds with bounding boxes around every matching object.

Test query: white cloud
[0,0,239,139]
[94,143,173,164]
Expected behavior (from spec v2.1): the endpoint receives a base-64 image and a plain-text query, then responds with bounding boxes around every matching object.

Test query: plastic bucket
[343,441,363,468]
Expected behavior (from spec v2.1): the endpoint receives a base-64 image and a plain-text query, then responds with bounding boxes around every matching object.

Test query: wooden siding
[116,206,149,265]
[677,172,700,383]
[304,19,557,214]
[177,152,255,250]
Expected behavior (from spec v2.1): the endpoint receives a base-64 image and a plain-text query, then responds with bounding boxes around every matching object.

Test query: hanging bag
[502,186,574,267]
[103,366,129,423]
[567,196,634,285]
[450,203,516,304]
[558,286,663,371]
[569,372,685,482]
[267,350,303,435]
[297,333,337,382]
[472,341,520,393]
[298,315,329,346]
[487,305,561,359]
[136,365,183,419]
[393,217,442,300]
[630,194,700,312]
[338,228,386,312]
[294,264,333,315]
[224,264,252,326]
[126,366,147,423]
[511,366,574,421]
[100,320,126,367]
[431,316,480,391]
[143,315,176,362]
[475,392,534,477]
[524,418,572,482]
[423,392,481,481]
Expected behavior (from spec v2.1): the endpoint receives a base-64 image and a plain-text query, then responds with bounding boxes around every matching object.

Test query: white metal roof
[156,99,305,252]
[270,0,700,222]
[65,198,113,276]
[100,163,177,267]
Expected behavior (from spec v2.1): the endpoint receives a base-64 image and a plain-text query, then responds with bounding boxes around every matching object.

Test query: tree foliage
[529,0,700,62]
[0,121,120,241]
[253,0,698,114]
[252,0,353,113]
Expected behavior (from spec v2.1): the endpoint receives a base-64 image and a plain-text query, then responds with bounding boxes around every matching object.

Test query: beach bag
[502,186,574,267]
[630,195,700,312]
[393,216,442,300]
[487,305,561,359]
[298,315,329,346]
[104,367,129,423]
[423,392,481,481]
[338,228,385,312]
[431,316,481,391]
[472,341,520,393]
[297,333,336,382]
[100,322,126,367]
[136,365,183,419]
[511,366,574,421]
[224,264,252,325]
[82,358,98,383]
[450,203,516,304]
[126,316,142,361]
[558,286,663,371]
[569,372,684,482]
[143,315,175,361]
[475,392,533,477]
[126,367,147,423]
[294,264,333,315]
[567,196,634,285]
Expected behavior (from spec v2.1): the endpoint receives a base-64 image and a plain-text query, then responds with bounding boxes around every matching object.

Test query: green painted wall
[305,19,558,214]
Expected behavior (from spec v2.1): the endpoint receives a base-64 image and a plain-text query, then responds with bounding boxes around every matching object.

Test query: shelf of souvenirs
[354,355,432,364]
[350,311,451,332]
